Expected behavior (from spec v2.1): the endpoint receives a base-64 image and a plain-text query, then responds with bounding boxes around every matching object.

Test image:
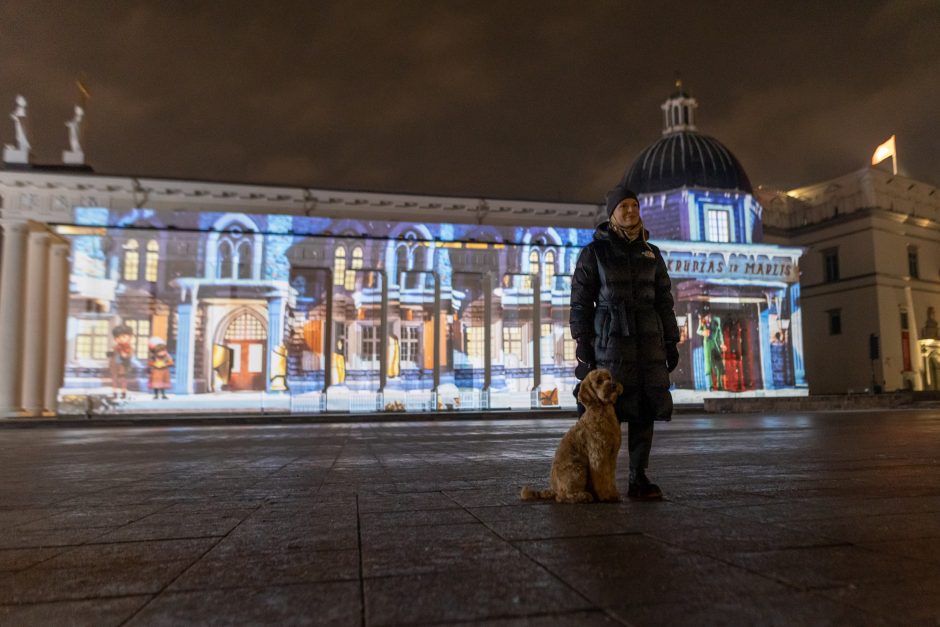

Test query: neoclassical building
[0,86,808,416]
[762,167,940,393]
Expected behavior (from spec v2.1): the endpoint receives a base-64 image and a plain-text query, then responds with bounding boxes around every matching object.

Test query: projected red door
[223,311,267,391]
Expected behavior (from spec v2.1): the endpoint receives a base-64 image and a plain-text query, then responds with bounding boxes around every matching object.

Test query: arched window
[411,245,427,288]
[333,247,346,286]
[218,239,234,279]
[123,239,140,281]
[544,250,555,288]
[236,240,252,279]
[529,249,540,277]
[395,245,409,287]
[346,246,363,290]
[144,239,159,282]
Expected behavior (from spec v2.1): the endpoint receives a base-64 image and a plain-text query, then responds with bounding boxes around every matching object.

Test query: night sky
[2,1,938,202]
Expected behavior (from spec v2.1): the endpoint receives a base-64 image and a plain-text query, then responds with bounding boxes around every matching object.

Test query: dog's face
[577,369,622,406]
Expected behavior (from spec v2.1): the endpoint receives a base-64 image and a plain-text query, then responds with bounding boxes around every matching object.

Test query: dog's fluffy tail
[520,486,555,501]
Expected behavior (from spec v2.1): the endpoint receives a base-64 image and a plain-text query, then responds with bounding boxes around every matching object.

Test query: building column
[21,230,51,415]
[173,301,195,394]
[904,286,923,391]
[0,220,30,416]
[266,296,285,392]
[43,241,71,415]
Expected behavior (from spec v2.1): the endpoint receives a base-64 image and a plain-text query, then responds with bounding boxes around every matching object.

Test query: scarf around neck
[610,217,645,242]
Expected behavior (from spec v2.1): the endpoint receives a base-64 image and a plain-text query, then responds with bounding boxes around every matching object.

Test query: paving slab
[0,410,938,625]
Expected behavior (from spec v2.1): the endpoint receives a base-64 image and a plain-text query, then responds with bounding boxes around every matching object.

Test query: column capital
[28,229,51,244]
[0,219,30,234]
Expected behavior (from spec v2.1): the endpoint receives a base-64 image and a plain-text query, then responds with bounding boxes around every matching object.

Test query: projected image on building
[57,195,805,415]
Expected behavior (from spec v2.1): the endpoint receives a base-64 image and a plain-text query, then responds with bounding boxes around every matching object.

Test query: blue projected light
[55,204,805,415]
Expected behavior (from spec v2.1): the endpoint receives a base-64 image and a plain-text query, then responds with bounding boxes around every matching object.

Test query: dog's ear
[577,372,599,406]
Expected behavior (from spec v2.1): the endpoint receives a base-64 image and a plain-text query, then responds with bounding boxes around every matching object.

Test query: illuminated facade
[0,86,807,416]
[762,167,940,393]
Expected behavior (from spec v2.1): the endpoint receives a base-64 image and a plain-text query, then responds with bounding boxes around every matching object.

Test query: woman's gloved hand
[666,342,680,373]
[575,341,595,380]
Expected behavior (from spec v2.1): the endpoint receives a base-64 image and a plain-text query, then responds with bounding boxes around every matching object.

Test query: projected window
[401,326,419,363]
[236,240,252,279]
[75,319,109,360]
[706,209,731,243]
[144,240,159,282]
[466,327,485,361]
[541,323,553,362]
[502,326,523,361]
[123,240,140,281]
[346,246,363,290]
[360,325,379,362]
[544,250,555,288]
[225,313,265,340]
[333,247,346,286]
[125,319,151,359]
[563,327,576,362]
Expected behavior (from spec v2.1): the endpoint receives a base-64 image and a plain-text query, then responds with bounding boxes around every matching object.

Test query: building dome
[622,82,753,195]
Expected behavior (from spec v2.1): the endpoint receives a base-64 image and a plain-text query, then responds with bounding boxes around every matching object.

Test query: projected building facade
[0,85,806,416]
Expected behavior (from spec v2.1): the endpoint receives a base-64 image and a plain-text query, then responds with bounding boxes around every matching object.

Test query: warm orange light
[871,135,896,170]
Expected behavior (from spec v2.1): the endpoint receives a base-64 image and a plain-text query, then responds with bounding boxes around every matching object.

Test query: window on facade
[823,249,840,283]
[236,240,252,279]
[401,326,420,363]
[360,324,379,361]
[125,319,152,359]
[562,327,576,362]
[144,240,159,282]
[466,327,485,361]
[333,247,346,286]
[706,209,731,243]
[123,239,140,281]
[75,319,109,360]
[502,326,523,361]
[218,239,234,279]
[522,250,540,290]
[396,245,409,286]
[224,312,266,340]
[346,246,363,291]
[544,250,556,289]
[827,309,842,335]
[908,246,919,279]
[540,323,554,363]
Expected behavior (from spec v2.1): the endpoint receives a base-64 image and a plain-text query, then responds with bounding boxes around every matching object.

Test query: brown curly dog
[521,368,623,503]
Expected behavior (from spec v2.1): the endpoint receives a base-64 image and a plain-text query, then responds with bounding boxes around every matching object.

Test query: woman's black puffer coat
[570,222,680,423]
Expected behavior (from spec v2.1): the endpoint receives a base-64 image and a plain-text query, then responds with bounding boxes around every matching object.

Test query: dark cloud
[1,0,937,201]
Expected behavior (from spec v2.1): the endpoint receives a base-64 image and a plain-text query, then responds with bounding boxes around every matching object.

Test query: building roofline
[0,165,601,209]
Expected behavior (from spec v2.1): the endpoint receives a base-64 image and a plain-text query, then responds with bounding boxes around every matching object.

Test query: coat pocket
[596,309,612,349]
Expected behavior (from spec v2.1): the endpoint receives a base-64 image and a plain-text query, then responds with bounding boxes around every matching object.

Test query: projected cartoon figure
[333,339,347,385]
[697,313,725,391]
[270,344,289,391]
[110,323,135,399]
[147,337,174,399]
[388,333,400,378]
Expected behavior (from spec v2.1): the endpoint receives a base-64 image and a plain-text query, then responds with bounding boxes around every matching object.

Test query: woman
[570,185,680,500]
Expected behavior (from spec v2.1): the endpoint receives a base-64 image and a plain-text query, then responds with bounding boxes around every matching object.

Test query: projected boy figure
[110,323,135,399]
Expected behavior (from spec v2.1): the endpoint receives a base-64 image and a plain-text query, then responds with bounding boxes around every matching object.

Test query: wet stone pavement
[1,410,939,626]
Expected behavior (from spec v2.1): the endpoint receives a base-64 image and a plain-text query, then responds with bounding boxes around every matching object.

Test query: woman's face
[613,198,640,227]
